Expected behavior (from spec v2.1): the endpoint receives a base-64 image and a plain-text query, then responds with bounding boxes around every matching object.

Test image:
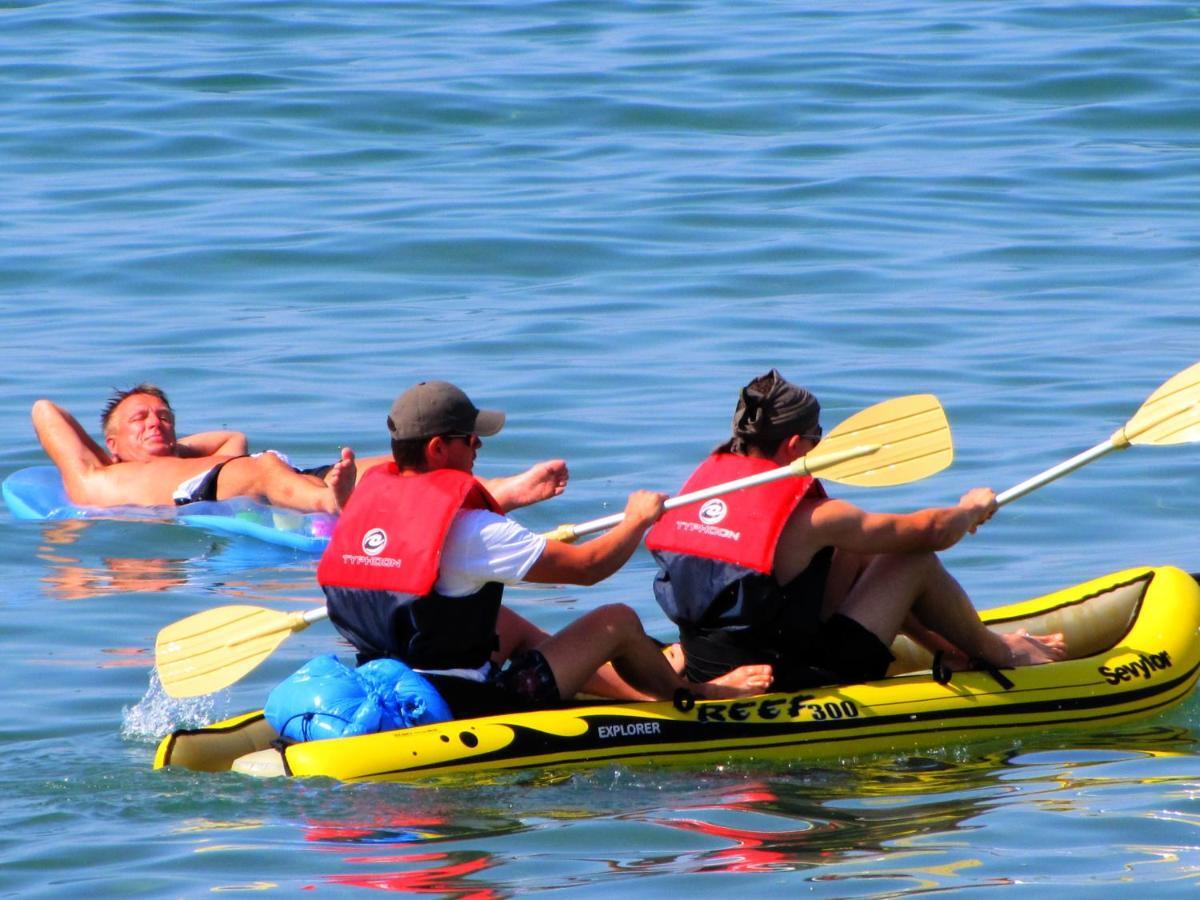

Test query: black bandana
[731,369,820,444]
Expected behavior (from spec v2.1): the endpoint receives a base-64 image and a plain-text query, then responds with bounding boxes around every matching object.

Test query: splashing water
[121,668,221,742]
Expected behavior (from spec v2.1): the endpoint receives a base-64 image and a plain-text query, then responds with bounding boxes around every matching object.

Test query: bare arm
[804,488,996,555]
[176,431,249,457]
[32,399,111,471]
[31,399,116,504]
[481,459,569,512]
[523,489,664,586]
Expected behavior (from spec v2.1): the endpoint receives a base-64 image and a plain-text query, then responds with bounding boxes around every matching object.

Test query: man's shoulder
[454,507,525,534]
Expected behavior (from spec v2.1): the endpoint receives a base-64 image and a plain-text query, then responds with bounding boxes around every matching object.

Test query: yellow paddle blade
[1122,360,1200,446]
[156,605,308,698]
[817,393,953,487]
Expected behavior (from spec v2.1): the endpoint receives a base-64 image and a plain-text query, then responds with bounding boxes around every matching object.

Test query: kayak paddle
[155,393,953,698]
[543,392,952,541]
[997,360,1200,507]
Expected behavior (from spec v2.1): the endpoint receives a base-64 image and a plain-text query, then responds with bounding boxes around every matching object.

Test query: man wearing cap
[646,369,1065,691]
[317,380,773,718]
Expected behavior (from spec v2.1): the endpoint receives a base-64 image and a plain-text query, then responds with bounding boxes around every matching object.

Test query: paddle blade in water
[155,605,303,698]
[819,394,954,487]
[1122,360,1200,446]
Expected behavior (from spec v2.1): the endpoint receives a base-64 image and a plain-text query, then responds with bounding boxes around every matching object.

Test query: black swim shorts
[494,649,560,706]
[425,650,562,719]
[802,613,895,684]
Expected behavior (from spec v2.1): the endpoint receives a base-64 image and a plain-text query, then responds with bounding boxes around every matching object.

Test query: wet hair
[101,384,172,434]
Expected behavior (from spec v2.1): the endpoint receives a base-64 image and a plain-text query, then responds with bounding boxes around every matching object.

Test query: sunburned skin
[31,394,357,514]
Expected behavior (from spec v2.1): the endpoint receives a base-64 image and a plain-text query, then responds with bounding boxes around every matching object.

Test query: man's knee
[243,451,299,488]
[591,603,644,637]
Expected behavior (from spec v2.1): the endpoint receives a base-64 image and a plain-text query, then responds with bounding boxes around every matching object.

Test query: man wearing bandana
[646,369,1065,691]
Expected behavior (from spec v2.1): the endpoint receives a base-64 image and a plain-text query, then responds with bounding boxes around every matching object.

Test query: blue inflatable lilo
[2,465,335,552]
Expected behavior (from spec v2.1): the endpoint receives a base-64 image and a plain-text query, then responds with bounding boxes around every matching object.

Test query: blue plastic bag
[264,654,453,742]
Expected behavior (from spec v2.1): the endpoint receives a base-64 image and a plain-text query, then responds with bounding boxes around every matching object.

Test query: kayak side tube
[154,566,1200,782]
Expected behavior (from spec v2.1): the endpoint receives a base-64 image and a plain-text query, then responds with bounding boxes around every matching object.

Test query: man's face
[105,393,178,462]
[441,432,480,474]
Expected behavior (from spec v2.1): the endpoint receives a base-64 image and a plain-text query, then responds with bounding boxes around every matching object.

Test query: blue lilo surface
[2,465,335,552]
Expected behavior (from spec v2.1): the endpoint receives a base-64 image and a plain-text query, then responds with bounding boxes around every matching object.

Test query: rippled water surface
[4,0,1200,895]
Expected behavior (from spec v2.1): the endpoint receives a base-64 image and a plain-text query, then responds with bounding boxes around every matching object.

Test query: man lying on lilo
[31,384,568,516]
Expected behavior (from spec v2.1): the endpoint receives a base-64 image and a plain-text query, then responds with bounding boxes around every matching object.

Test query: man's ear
[104,433,121,461]
[425,435,448,466]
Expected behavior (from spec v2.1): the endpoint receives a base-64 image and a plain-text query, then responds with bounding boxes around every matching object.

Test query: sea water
[3,0,1200,894]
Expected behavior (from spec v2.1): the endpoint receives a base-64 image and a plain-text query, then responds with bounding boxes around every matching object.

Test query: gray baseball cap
[387,381,506,441]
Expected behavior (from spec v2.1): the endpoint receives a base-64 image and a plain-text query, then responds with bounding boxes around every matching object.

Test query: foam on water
[120,669,221,742]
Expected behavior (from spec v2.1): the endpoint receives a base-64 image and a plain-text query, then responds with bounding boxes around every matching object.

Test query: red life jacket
[645,453,824,574]
[647,454,832,689]
[317,464,501,594]
[318,466,507,670]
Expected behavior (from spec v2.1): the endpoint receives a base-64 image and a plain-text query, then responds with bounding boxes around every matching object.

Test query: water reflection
[158,724,1200,894]
[321,851,498,896]
[302,804,527,896]
[42,553,190,600]
[600,725,1200,891]
[33,518,317,603]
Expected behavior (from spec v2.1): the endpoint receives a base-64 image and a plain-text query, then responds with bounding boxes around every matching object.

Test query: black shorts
[173,459,334,506]
[778,614,894,689]
[426,650,561,719]
[683,613,894,691]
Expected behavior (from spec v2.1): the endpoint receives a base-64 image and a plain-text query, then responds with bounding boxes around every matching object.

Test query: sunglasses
[443,432,481,448]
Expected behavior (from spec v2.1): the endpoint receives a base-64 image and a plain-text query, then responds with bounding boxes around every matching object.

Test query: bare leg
[834,552,1065,668]
[536,604,772,701]
[494,605,548,662]
[217,449,356,514]
[495,606,654,700]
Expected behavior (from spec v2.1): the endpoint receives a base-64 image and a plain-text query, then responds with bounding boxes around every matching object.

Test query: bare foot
[324,447,357,512]
[695,664,774,699]
[1002,629,1067,666]
[487,459,568,511]
[662,642,685,674]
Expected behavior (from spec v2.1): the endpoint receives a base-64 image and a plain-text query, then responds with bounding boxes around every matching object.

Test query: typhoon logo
[699,499,728,525]
[362,527,388,556]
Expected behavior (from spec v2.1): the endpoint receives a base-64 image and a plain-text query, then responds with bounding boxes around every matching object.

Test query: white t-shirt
[435,508,547,598]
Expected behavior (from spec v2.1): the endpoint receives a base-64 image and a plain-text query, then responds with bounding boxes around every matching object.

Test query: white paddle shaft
[996,439,1122,508]
[303,606,330,628]
[996,395,1194,508]
[551,443,879,541]
[293,444,879,643]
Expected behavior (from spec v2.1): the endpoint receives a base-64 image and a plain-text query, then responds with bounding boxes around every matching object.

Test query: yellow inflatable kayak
[154,565,1200,783]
